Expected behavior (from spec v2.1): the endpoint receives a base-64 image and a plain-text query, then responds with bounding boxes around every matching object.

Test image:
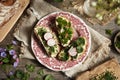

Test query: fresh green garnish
[37,69,44,76]
[90,70,118,80]
[76,46,83,53]
[105,29,112,36]
[71,37,85,47]
[93,0,120,21]
[15,70,24,79]
[34,76,42,80]
[2,58,9,63]
[49,46,55,53]
[56,17,73,46]
[45,74,55,80]
[56,17,67,27]
[38,28,47,36]
[58,50,69,61]
[25,64,35,72]
[6,44,14,50]
[6,63,55,80]
[23,72,30,80]
[77,37,85,46]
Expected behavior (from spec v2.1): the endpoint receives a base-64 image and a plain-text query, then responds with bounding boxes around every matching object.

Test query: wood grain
[0,0,30,42]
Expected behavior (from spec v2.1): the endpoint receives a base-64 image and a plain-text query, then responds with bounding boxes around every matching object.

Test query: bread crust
[34,26,60,58]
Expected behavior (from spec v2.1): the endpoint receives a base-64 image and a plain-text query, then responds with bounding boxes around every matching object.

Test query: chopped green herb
[34,76,42,80]
[90,70,118,80]
[15,70,24,79]
[6,44,14,50]
[77,37,85,46]
[49,46,55,53]
[44,74,55,80]
[25,64,35,72]
[58,50,69,61]
[38,28,47,36]
[37,69,44,76]
[56,16,73,47]
[22,72,30,80]
[8,75,15,80]
[2,58,10,63]
[56,17,67,27]
[105,29,112,36]
[76,46,83,53]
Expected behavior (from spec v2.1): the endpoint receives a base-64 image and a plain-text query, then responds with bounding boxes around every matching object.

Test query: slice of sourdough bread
[34,26,60,58]
[56,16,74,47]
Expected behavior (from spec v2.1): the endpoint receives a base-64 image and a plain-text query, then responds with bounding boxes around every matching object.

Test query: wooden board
[0,0,30,42]
[76,58,120,80]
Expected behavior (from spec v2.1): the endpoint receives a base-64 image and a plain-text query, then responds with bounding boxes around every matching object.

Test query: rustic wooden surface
[0,0,120,80]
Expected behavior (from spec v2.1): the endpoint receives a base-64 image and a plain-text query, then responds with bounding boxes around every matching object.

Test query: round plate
[31,12,91,71]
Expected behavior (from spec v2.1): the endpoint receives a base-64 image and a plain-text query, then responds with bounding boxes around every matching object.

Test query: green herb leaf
[15,70,24,79]
[25,64,35,72]
[105,29,112,36]
[37,69,44,76]
[22,72,30,80]
[58,50,69,61]
[34,76,42,80]
[45,74,55,80]
[56,17,67,27]
[77,37,85,46]
[90,70,118,80]
[2,58,9,63]
[6,44,14,50]
[49,47,55,53]
[38,28,47,36]
[7,75,15,80]
[76,46,83,53]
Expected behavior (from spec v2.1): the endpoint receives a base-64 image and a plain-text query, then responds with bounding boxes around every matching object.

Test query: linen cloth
[13,0,111,77]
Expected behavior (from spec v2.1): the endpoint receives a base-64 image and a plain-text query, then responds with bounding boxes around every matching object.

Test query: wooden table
[0,0,120,80]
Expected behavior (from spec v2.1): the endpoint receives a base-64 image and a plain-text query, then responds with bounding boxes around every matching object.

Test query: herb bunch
[91,0,120,21]
[90,70,118,80]
[7,64,55,80]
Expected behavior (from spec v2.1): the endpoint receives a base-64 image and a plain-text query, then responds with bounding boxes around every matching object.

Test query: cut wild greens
[90,70,118,80]
[56,16,74,47]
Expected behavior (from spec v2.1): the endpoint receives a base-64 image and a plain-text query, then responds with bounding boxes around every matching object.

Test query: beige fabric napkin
[13,0,111,77]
